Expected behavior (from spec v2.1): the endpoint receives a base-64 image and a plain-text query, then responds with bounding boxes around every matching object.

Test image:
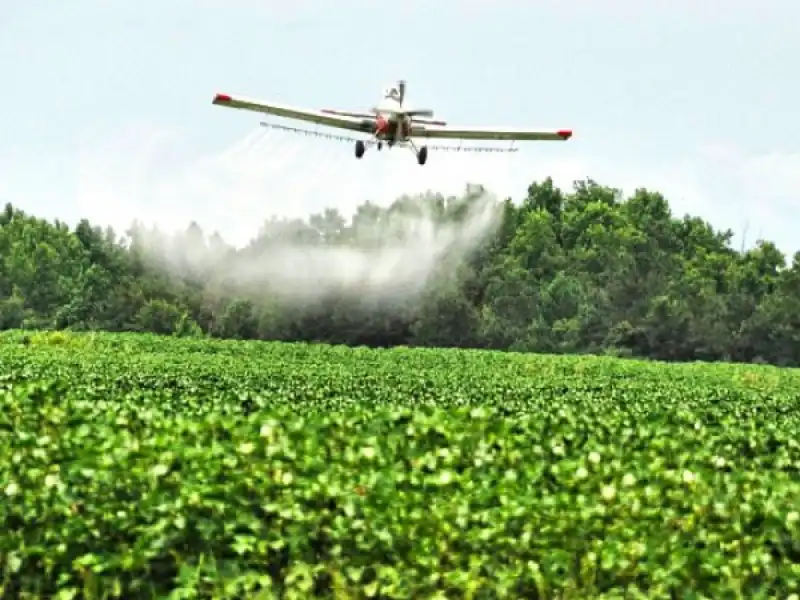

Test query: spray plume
[135,187,503,309]
[82,126,507,310]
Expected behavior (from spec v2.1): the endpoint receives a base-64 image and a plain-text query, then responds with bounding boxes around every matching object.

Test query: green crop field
[1,330,800,598]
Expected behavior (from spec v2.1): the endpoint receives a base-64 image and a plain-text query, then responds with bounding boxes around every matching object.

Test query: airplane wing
[411,125,572,142]
[212,93,373,134]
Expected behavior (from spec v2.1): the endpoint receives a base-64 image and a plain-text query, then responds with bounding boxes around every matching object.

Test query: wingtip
[213,93,232,104]
[557,129,573,140]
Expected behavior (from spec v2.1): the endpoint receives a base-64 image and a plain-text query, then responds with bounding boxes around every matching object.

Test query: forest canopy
[1,177,798,367]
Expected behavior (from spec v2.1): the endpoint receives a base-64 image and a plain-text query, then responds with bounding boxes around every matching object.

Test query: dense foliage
[1,177,799,366]
[1,331,800,597]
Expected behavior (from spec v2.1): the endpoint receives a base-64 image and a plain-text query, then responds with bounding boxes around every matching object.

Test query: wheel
[377,142,383,151]
[355,140,365,159]
[417,145,428,165]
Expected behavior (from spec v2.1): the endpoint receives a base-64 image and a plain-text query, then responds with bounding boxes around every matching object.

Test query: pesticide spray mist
[232,191,498,304]
[110,127,507,311]
[141,188,503,311]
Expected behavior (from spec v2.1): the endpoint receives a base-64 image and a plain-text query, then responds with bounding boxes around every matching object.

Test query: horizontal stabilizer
[412,117,448,126]
[373,107,436,118]
[320,108,376,119]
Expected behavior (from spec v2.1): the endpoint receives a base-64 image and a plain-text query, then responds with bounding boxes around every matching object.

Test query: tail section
[405,109,435,118]
[320,108,375,119]
[411,116,447,126]
[372,106,437,118]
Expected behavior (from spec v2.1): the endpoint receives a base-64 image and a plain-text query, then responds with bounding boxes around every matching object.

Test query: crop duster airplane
[212,80,572,165]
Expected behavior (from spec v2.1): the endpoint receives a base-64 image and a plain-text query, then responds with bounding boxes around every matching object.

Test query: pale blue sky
[2,0,798,252]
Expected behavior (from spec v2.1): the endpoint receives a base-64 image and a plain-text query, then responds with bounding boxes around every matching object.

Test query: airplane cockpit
[384,86,401,101]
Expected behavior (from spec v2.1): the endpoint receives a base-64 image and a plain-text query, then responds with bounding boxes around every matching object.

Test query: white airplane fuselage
[350,81,434,165]
[372,87,412,144]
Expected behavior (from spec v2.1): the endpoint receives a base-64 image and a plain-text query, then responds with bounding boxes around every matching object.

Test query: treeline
[1,178,798,366]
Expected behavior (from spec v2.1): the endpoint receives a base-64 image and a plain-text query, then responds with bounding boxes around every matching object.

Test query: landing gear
[354,138,428,165]
[408,140,428,165]
[408,139,428,166]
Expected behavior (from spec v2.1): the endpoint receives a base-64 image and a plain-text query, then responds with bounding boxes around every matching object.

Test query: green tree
[0,178,796,367]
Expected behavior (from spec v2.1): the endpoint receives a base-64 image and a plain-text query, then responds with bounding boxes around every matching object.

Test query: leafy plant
[1,332,799,597]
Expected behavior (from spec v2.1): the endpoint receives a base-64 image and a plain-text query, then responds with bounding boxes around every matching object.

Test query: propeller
[397,80,406,107]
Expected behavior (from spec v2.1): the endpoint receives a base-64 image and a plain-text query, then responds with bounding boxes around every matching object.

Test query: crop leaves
[1,332,800,597]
